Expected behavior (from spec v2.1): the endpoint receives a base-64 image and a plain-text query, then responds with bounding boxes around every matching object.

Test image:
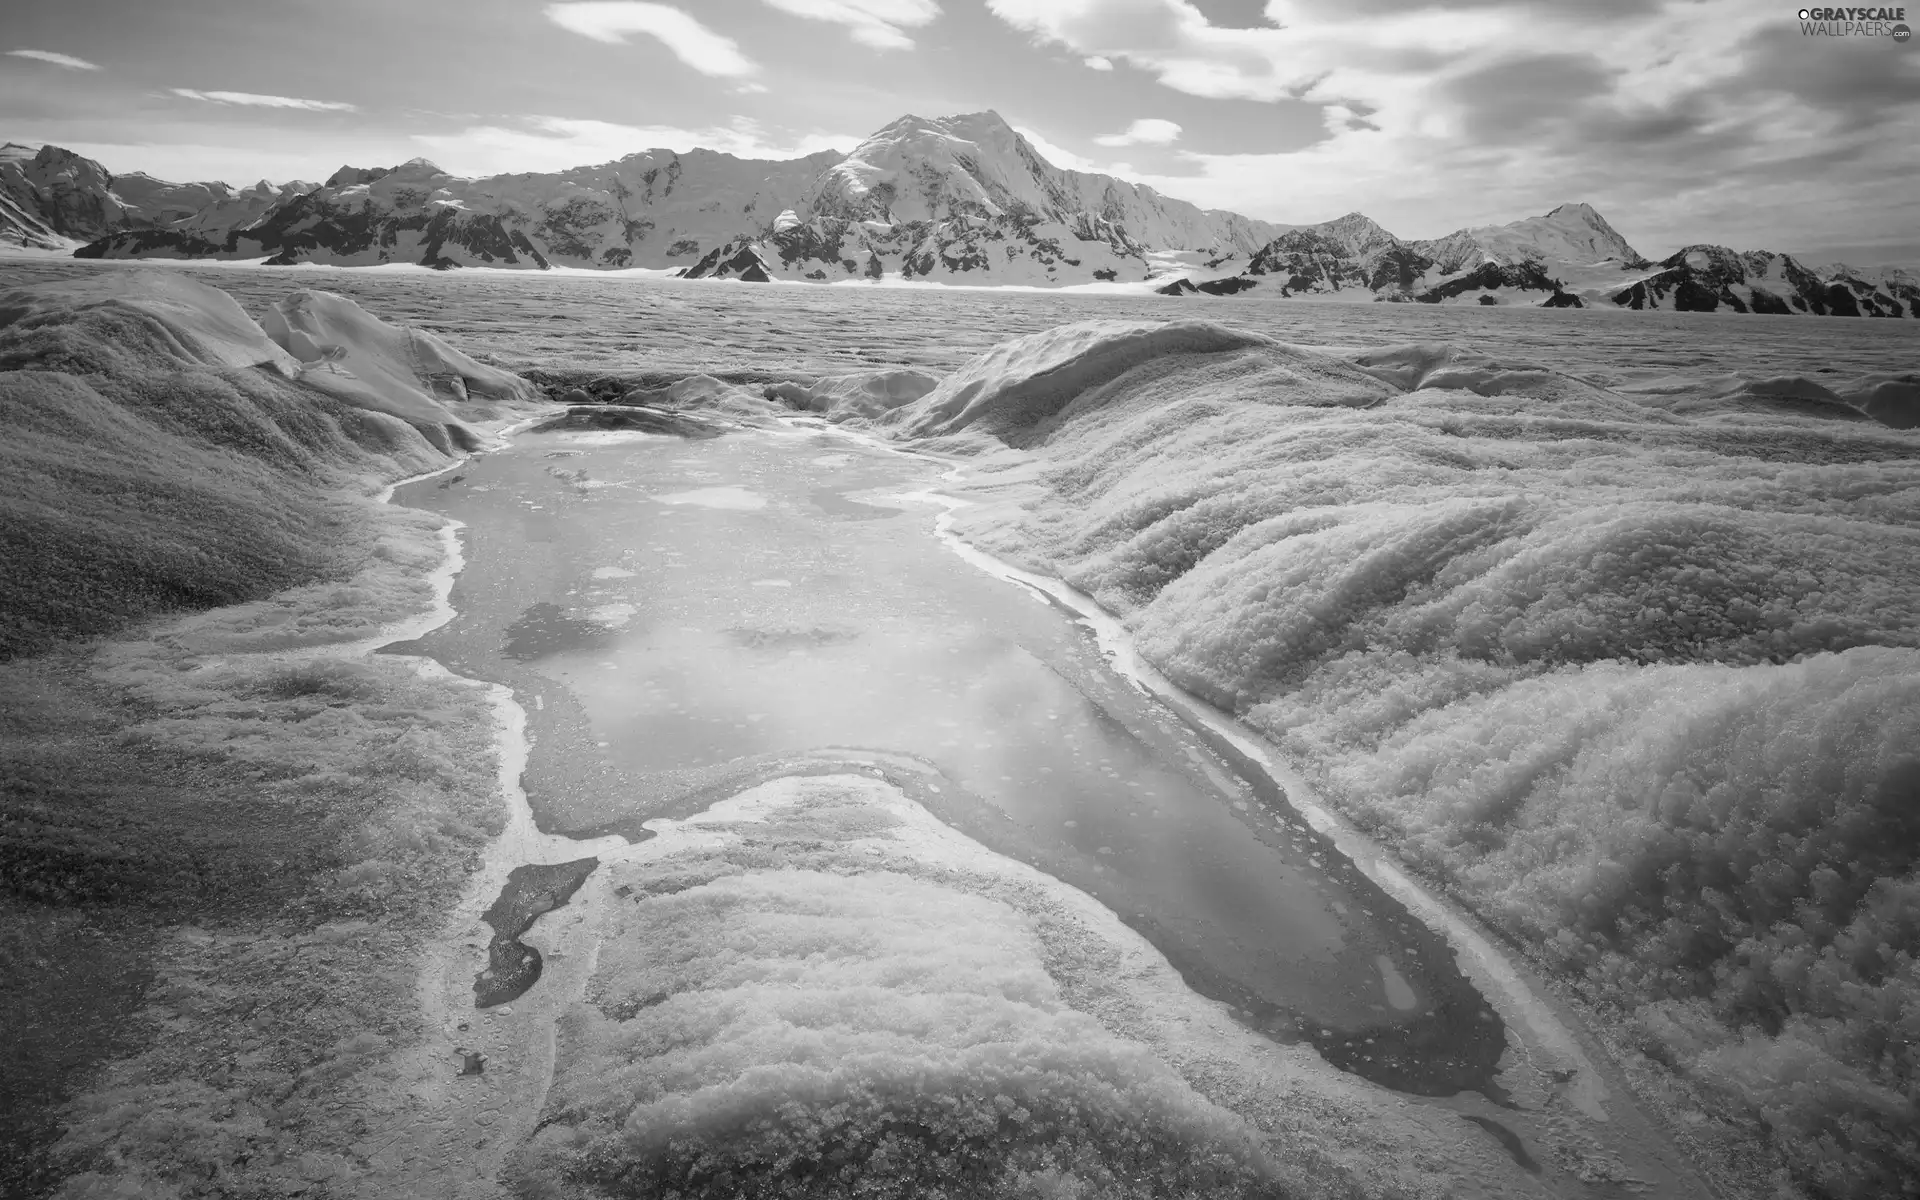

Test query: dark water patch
[1142,688,1510,1096]
[475,857,599,1008]
[810,488,903,519]
[503,601,617,661]
[531,406,725,439]
[1463,1115,1543,1174]
[1124,906,1505,1098]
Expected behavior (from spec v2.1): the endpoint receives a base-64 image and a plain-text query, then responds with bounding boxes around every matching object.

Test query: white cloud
[760,0,940,50]
[7,49,101,70]
[984,0,1916,258]
[170,88,357,112]
[1011,125,1138,178]
[544,2,757,76]
[411,115,858,177]
[1084,55,1113,70]
[1094,117,1180,147]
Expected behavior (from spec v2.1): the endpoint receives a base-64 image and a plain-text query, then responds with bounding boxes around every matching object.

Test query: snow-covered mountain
[63,112,1283,285]
[1209,202,1917,317]
[71,149,841,269]
[8,119,1915,315]
[0,142,309,251]
[1610,245,1918,317]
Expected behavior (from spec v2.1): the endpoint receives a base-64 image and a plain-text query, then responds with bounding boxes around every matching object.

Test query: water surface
[395,421,1507,1094]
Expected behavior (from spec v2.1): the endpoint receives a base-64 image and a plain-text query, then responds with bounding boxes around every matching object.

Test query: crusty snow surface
[859,318,1920,1197]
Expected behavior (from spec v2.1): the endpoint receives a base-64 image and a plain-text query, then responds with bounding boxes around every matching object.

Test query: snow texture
[893,319,1920,1197]
[515,773,1529,1199]
[262,287,534,435]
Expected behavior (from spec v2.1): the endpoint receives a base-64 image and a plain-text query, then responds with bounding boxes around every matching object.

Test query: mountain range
[4,112,1915,317]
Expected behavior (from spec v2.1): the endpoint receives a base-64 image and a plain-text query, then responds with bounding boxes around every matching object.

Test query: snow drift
[881,321,1385,446]
[0,272,529,656]
[891,319,1920,1198]
[513,773,1533,1199]
[262,287,534,446]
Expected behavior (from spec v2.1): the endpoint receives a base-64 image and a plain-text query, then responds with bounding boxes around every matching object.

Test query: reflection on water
[398,423,1507,1095]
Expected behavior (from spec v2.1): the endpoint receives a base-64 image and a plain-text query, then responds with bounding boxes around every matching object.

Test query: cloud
[983,0,1920,261]
[7,49,101,71]
[759,0,940,50]
[544,2,757,76]
[169,88,357,112]
[1084,55,1114,70]
[411,115,858,177]
[1094,118,1182,146]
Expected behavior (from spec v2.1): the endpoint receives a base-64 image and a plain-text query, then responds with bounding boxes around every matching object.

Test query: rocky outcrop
[3,142,310,251]
[1173,203,1911,316]
[1609,245,1916,317]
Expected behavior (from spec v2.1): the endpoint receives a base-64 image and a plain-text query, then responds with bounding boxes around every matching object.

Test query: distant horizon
[6,122,1917,275]
[5,1,1916,270]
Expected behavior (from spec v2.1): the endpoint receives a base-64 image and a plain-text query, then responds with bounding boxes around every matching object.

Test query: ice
[764,367,938,419]
[0,270,299,376]
[261,288,535,434]
[653,485,767,510]
[880,320,1348,444]
[887,316,1920,1197]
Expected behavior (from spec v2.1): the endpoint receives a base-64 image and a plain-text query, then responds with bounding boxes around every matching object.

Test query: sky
[3,0,1917,266]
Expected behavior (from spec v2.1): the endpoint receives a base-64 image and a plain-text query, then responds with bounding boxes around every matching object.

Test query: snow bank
[1838,374,1920,429]
[0,270,298,376]
[879,320,1377,445]
[765,367,939,419]
[616,373,784,420]
[896,318,1920,1197]
[263,288,535,436]
[515,773,1529,1199]
[0,273,451,656]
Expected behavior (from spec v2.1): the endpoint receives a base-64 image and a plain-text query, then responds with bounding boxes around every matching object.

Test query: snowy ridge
[12,123,1918,312]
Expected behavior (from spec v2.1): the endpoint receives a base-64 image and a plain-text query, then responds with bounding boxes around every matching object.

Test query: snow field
[887,319,1920,1197]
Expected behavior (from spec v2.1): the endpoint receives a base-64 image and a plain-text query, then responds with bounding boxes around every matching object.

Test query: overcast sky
[4,0,1916,265]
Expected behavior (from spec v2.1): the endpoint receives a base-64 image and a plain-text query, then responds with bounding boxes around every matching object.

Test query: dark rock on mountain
[1608,245,1916,317]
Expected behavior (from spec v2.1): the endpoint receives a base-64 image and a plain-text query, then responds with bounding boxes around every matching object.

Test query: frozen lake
[390,419,1511,1096]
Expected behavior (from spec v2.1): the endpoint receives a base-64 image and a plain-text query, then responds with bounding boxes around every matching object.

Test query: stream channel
[388,413,1508,1099]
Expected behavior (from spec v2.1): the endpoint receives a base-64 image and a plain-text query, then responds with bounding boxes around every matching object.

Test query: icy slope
[0,272,455,655]
[883,320,1307,443]
[885,319,1920,1199]
[262,287,534,437]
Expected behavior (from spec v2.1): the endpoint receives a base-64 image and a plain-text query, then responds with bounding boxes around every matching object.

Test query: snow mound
[765,368,939,420]
[616,374,783,420]
[1837,374,1920,429]
[884,320,1378,445]
[262,289,532,437]
[0,270,298,376]
[1346,343,1658,420]
[517,773,1514,1198]
[913,316,1920,1198]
